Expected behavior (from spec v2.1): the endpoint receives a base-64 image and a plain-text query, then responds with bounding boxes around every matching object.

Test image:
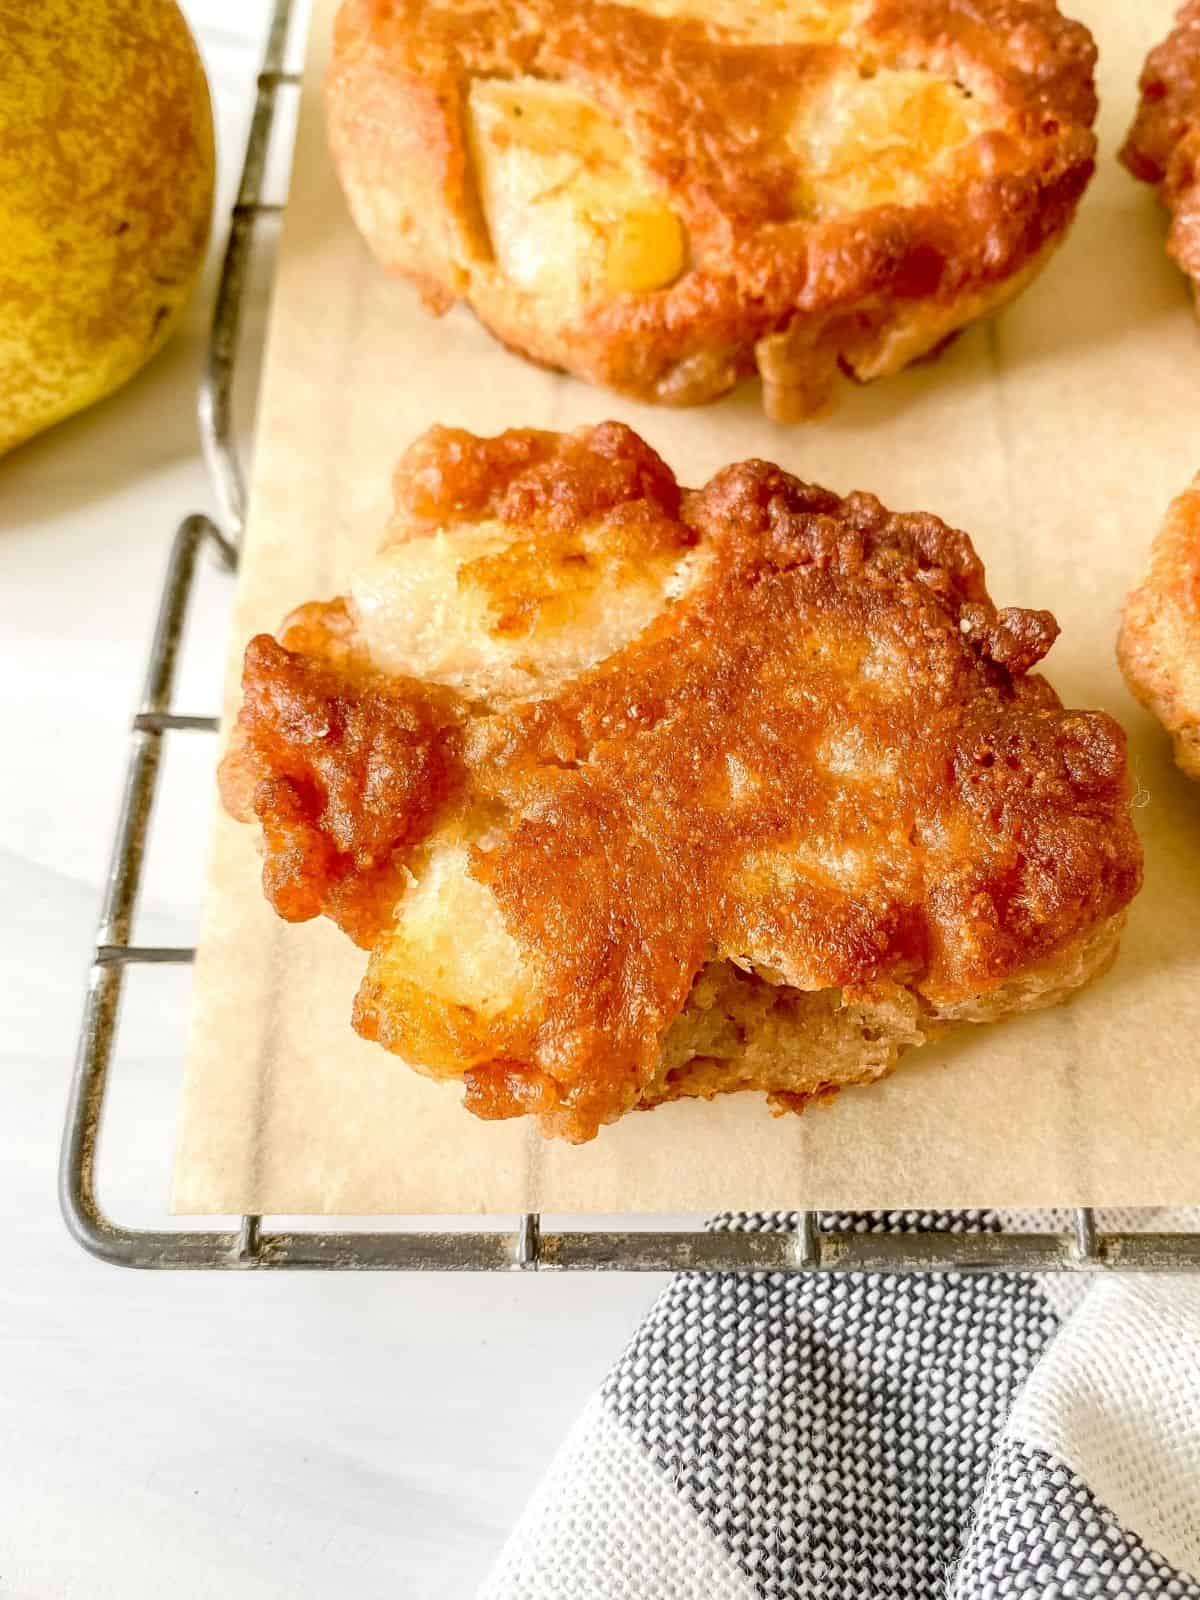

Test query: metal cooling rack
[59,0,1200,1275]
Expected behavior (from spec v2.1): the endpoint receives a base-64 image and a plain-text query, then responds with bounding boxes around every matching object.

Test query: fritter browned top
[221,423,1141,1141]
[1121,1,1200,300]
[326,0,1097,417]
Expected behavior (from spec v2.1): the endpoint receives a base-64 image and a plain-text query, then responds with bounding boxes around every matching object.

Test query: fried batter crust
[220,612,464,947]
[1121,1,1200,304]
[325,0,1097,418]
[1119,475,1200,781]
[222,423,1142,1141]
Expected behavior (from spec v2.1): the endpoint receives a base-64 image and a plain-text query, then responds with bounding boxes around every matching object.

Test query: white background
[0,5,668,1594]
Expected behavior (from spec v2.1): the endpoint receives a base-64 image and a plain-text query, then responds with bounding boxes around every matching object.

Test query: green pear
[0,0,215,456]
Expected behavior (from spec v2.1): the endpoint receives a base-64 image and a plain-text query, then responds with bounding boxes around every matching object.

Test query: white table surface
[0,6,669,1594]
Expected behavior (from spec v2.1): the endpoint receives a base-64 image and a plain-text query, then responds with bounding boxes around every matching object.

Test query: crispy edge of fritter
[1121,0,1200,305]
[1119,474,1200,782]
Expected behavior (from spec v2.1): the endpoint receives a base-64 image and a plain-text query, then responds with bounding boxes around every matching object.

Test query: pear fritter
[222,423,1141,1142]
[1122,1,1200,305]
[326,0,1097,418]
[1119,475,1200,782]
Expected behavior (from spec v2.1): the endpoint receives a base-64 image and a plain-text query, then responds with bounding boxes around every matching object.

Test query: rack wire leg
[59,516,241,1266]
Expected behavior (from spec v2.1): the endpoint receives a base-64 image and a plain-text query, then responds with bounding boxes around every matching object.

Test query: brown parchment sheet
[173,0,1200,1214]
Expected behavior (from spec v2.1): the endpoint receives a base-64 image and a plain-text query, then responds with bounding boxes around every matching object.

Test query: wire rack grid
[58,0,1200,1275]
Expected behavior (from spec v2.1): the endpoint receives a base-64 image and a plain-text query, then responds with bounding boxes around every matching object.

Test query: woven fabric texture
[952,1441,1200,1598]
[481,1212,1200,1600]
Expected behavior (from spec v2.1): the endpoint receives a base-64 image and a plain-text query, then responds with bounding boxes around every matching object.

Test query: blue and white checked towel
[481,1211,1200,1598]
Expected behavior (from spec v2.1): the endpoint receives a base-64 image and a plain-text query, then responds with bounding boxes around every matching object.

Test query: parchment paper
[173,0,1200,1214]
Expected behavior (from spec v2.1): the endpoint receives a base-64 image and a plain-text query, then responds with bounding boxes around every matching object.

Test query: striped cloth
[480,1211,1200,1599]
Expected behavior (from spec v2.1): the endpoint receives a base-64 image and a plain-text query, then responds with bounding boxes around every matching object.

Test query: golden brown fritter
[1121,2,1200,304]
[325,0,1097,419]
[222,422,1142,1143]
[1119,475,1200,781]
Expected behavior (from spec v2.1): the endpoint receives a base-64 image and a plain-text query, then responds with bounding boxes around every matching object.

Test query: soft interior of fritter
[648,959,929,1110]
[466,60,995,305]
[467,78,686,305]
[377,838,531,1020]
[791,68,988,217]
[350,510,704,702]
[467,34,1000,291]
[645,911,1124,1113]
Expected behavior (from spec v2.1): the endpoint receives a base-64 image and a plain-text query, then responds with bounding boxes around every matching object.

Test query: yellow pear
[0,0,215,457]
